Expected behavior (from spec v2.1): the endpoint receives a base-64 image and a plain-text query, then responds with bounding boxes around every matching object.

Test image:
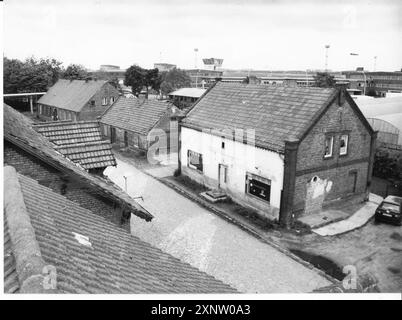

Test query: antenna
[325,45,330,72]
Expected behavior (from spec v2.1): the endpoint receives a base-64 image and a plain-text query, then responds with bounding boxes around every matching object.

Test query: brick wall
[100,118,178,153]
[80,83,120,120]
[292,96,372,216]
[4,142,130,230]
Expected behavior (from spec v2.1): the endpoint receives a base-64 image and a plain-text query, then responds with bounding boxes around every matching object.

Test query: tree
[63,64,89,80]
[160,68,192,95]
[124,65,161,98]
[124,65,146,96]
[3,56,64,93]
[144,68,161,98]
[313,72,336,88]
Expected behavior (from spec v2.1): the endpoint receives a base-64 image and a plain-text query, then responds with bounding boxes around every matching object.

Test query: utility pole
[325,45,330,72]
[373,56,377,71]
[194,48,198,69]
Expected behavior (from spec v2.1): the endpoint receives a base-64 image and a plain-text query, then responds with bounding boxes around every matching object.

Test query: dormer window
[324,135,334,158]
[110,96,115,104]
[102,97,108,106]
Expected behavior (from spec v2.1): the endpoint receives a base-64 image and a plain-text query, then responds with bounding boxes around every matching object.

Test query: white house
[179,82,376,226]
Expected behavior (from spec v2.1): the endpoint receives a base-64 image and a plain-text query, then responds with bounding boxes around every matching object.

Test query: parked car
[375,195,402,226]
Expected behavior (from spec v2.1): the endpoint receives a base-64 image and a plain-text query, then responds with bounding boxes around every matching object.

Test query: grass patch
[173,175,208,193]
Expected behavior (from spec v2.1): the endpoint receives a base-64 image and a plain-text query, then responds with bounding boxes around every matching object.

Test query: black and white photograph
[1,0,401,305]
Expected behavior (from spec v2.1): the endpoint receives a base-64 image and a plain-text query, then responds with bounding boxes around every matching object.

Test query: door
[218,164,228,189]
[348,170,358,194]
[110,127,116,143]
[124,131,129,147]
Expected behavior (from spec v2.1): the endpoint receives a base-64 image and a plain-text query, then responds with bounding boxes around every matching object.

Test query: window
[187,150,203,172]
[340,134,349,155]
[110,96,115,104]
[245,173,271,202]
[324,136,334,158]
[221,141,225,149]
[133,134,139,147]
[102,97,108,106]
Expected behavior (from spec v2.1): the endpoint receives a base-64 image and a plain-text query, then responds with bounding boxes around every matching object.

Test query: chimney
[337,86,346,106]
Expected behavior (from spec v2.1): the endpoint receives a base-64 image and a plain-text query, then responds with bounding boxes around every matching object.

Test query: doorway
[110,127,116,143]
[218,164,228,189]
[348,170,358,194]
[124,131,129,147]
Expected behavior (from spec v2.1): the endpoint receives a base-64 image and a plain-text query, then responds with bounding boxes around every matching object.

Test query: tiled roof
[169,88,206,98]
[33,121,116,170]
[34,121,104,145]
[182,82,338,152]
[3,104,152,221]
[37,79,107,112]
[54,141,116,169]
[4,219,19,294]
[100,96,174,134]
[4,167,237,294]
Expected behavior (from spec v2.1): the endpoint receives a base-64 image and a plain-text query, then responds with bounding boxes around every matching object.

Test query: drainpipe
[279,140,299,228]
[366,131,378,200]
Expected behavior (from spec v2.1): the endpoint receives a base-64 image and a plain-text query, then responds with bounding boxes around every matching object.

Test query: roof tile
[183,82,337,152]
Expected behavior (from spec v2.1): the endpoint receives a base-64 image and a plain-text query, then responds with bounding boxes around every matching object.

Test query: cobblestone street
[104,156,332,293]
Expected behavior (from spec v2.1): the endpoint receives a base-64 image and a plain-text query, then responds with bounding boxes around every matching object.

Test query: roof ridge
[34,120,99,128]
[54,140,111,148]
[4,166,58,293]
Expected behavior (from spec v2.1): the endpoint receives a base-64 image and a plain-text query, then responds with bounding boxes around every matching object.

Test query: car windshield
[381,202,400,212]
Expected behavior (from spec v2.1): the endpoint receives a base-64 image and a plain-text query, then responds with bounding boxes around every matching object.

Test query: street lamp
[325,45,330,71]
[122,172,144,201]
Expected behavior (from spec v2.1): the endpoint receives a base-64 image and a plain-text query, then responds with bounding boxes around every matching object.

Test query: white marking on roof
[72,232,92,247]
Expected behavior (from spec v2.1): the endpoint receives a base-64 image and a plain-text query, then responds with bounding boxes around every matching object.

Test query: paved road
[104,157,331,293]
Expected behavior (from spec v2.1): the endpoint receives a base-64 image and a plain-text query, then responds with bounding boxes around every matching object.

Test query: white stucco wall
[180,126,285,219]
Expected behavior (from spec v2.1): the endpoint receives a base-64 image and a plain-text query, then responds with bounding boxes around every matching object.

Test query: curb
[155,176,340,287]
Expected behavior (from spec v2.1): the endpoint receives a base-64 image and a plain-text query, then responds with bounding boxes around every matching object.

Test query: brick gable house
[179,82,376,227]
[37,79,120,121]
[100,96,181,153]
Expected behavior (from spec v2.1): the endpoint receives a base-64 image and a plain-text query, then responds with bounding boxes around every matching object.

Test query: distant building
[100,97,180,153]
[89,65,126,84]
[179,82,376,226]
[37,79,120,121]
[184,69,224,88]
[356,95,402,145]
[343,70,402,96]
[168,88,206,109]
[154,63,177,72]
[186,69,349,88]
[202,58,224,71]
[100,64,121,71]
[366,118,399,145]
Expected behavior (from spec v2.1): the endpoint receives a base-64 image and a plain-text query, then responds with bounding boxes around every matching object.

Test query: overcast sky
[3,0,402,71]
